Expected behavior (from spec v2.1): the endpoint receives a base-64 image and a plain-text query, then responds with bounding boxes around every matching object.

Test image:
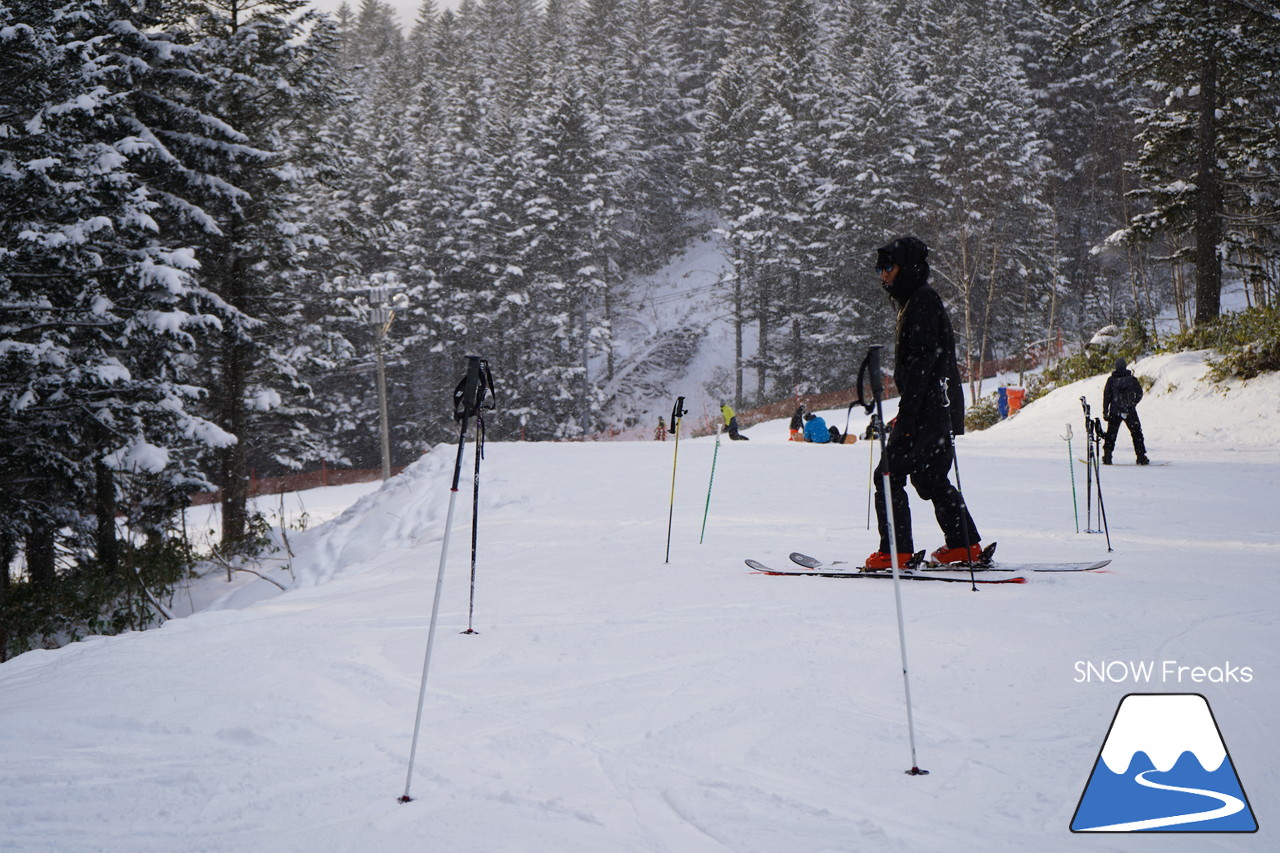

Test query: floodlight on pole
[367,274,408,481]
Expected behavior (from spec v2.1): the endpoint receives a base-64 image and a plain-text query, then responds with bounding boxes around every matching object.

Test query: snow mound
[967,350,1280,455]
[283,444,462,587]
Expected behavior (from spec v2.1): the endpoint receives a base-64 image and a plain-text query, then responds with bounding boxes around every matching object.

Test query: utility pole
[367,276,408,481]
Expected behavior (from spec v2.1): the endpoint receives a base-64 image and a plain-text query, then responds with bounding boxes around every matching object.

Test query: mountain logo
[1071,693,1258,832]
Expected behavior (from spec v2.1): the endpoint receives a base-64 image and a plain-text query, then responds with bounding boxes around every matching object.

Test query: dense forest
[2,0,1278,650]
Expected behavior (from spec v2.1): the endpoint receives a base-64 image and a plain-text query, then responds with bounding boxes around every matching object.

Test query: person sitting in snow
[803,412,831,443]
[1102,357,1148,465]
[721,403,749,440]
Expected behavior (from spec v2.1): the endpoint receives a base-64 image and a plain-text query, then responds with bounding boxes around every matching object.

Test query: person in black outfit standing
[1102,358,1148,465]
[866,236,982,570]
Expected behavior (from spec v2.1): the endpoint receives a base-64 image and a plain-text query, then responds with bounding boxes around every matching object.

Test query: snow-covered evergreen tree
[1,0,235,591]
[168,0,346,546]
[1066,0,1280,323]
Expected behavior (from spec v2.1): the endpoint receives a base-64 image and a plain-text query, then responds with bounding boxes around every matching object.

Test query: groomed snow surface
[2,351,1277,852]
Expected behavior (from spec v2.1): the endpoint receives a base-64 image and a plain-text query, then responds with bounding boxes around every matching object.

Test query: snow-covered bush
[1163,306,1280,381]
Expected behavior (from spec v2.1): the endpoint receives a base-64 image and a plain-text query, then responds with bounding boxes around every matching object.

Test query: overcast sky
[308,0,462,30]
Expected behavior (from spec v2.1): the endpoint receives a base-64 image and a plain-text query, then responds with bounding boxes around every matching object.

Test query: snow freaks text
[1074,661,1254,684]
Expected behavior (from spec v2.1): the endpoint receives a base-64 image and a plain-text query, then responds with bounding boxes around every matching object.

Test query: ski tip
[1009,577,1028,584]
[789,552,823,568]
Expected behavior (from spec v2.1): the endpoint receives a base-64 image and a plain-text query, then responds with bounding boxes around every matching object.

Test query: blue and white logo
[1071,693,1258,833]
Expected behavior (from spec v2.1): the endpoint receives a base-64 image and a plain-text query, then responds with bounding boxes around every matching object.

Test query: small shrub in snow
[1163,306,1280,381]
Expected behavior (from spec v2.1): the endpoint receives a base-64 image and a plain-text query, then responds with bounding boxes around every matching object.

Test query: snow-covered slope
[1,354,1277,852]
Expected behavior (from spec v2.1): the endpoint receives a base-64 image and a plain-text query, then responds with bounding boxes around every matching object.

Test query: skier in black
[866,236,982,570]
[1102,357,1148,465]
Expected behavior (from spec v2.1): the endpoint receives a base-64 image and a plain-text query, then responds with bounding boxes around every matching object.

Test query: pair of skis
[746,543,1110,585]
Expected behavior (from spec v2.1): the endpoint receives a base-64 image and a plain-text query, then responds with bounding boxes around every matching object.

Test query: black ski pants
[874,431,980,554]
[1103,412,1146,461]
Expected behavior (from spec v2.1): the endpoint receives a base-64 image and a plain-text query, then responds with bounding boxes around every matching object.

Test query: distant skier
[866,236,982,570]
[721,403,749,440]
[654,416,667,441]
[1102,358,1148,465]
[803,412,831,443]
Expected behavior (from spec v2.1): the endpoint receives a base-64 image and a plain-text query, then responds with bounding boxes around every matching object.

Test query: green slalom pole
[699,424,723,543]
[1064,423,1079,533]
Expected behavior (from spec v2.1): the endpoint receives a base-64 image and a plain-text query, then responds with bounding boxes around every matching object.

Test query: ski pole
[1063,423,1079,533]
[940,378,978,591]
[866,421,875,530]
[842,400,857,443]
[664,396,688,563]
[400,355,492,804]
[1092,417,1113,551]
[463,360,496,635]
[1080,397,1095,532]
[461,416,484,635]
[862,345,927,777]
[699,423,723,544]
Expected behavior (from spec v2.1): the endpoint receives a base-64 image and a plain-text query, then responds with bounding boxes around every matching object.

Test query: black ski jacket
[893,284,965,439]
[877,238,965,468]
[1104,367,1143,419]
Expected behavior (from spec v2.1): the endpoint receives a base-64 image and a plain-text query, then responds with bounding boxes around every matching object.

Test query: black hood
[877,236,930,303]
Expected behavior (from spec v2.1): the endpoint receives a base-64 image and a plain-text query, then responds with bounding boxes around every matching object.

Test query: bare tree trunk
[732,268,744,409]
[1194,40,1222,324]
[958,234,978,403]
[976,241,1000,402]
[25,521,56,588]
[1,531,14,595]
[755,268,770,404]
[219,333,250,552]
[0,532,11,662]
[1171,246,1189,333]
[94,455,119,576]
[603,270,615,382]
[1045,200,1061,371]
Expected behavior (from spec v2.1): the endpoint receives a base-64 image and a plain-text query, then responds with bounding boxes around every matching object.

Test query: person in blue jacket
[803,412,831,443]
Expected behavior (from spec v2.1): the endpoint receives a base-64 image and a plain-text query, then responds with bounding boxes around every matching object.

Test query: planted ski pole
[699,423,723,544]
[1063,423,1079,533]
[855,345,928,776]
[1080,397,1095,532]
[664,396,688,563]
[940,377,978,591]
[463,361,497,635]
[400,354,494,804]
[866,419,876,530]
[1092,416,1113,551]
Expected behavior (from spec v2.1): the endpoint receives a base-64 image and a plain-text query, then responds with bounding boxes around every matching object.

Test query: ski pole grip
[455,355,483,420]
[867,345,884,399]
[671,395,686,426]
